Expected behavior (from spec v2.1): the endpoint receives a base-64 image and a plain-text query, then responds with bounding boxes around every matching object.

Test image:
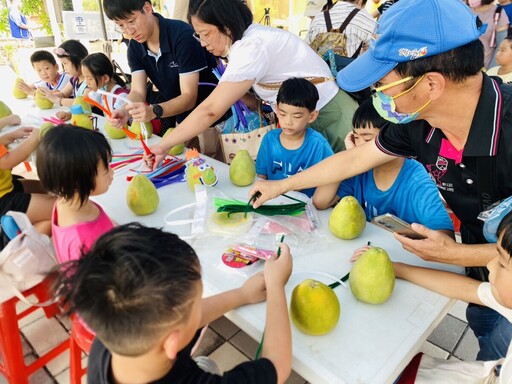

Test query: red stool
[0,277,69,383]
[70,315,94,384]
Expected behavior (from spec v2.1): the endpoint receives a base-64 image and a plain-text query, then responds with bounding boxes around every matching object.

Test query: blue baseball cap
[337,0,486,92]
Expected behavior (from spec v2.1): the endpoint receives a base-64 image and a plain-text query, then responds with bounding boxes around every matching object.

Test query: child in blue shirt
[313,99,454,235]
[255,78,338,199]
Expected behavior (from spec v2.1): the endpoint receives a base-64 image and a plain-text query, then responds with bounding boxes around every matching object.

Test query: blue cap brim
[336,51,397,92]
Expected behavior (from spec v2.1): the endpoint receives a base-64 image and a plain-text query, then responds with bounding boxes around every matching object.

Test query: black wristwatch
[152,104,163,119]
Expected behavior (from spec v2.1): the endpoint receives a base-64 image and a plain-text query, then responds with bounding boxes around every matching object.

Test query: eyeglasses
[114,7,145,33]
[370,76,414,96]
[192,32,210,45]
[53,47,70,57]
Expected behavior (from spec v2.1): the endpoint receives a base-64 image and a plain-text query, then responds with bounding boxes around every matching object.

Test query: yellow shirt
[0,145,14,198]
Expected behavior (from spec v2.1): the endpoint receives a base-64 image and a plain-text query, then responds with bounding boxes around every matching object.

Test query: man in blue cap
[250,0,512,361]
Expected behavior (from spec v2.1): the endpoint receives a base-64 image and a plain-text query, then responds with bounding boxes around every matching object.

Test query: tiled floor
[0,298,478,384]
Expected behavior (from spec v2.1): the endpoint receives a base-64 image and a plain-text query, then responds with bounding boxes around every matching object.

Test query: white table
[12,101,464,384]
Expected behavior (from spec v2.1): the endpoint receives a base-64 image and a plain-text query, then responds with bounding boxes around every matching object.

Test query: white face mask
[468,0,482,7]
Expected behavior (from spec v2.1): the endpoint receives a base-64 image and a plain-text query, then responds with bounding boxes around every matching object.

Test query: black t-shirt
[128,14,218,123]
[375,74,512,245]
[377,0,400,14]
[87,334,278,384]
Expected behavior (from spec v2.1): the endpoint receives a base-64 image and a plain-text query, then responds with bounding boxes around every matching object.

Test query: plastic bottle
[70,104,94,130]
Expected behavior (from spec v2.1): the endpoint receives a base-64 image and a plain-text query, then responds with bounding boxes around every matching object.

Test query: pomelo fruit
[0,101,12,119]
[129,121,153,139]
[126,174,159,215]
[34,90,53,109]
[229,150,255,187]
[328,196,366,240]
[290,279,341,335]
[349,247,395,304]
[72,96,92,114]
[104,120,126,139]
[13,78,27,99]
[163,128,184,155]
[39,122,55,139]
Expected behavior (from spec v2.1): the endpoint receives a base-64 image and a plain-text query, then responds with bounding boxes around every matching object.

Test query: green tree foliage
[21,0,52,35]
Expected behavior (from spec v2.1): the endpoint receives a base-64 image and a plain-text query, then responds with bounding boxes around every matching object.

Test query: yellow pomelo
[163,128,184,155]
[349,247,395,304]
[328,196,366,240]
[290,279,341,335]
[0,101,12,118]
[39,122,55,139]
[104,121,126,139]
[126,174,159,215]
[72,96,92,114]
[13,78,27,99]
[229,150,255,187]
[129,121,153,139]
[34,90,53,109]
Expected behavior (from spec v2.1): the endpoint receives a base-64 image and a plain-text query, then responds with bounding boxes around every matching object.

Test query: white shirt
[33,72,71,92]
[220,24,339,110]
[305,2,376,57]
[487,66,512,85]
[478,283,512,383]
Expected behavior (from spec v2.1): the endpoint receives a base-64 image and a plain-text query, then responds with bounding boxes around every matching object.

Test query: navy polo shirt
[376,73,512,245]
[128,14,218,122]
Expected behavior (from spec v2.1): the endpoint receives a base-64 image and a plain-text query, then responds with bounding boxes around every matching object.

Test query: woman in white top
[144,0,358,167]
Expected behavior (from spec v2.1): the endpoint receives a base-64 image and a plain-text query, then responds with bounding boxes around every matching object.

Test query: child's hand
[239,271,266,304]
[108,109,129,128]
[349,245,373,262]
[4,114,21,127]
[344,132,356,150]
[11,127,34,140]
[264,243,293,288]
[16,79,33,95]
[38,88,62,105]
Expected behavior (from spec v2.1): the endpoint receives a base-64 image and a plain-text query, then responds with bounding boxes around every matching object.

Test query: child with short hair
[36,125,115,263]
[256,77,339,200]
[488,36,512,84]
[56,222,293,384]
[39,40,89,107]
[392,210,512,382]
[0,122,55,235]
[313,99,454,237]
[82,52,129,114]
[16,50,71,96]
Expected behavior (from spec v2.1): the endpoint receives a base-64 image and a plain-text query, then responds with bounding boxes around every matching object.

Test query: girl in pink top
[36,125,115,263]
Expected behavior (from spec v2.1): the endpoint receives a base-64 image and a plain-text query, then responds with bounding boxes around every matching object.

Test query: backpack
[309,7,363,58]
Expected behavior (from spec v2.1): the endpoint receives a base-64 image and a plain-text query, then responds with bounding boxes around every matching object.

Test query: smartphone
[372,213,426,240]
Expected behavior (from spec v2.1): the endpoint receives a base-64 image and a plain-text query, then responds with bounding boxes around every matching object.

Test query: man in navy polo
[103,0,218,128]
[250,0,512,361]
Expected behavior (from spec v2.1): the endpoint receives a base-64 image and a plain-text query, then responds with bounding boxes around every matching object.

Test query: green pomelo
[328,196,366,240]
[71,113,93,130]
[13,78,27,99]
[39,122,55,139]
[129,121,153,139]
[72,96,92,114]
[229,150,255,187]
[163,128,184,155]
[0,101,12,119]
[349,247,395,304]
[34,90,53,109]
[290,279,341,335]
[104,121,126,139]
[126,174,159,215]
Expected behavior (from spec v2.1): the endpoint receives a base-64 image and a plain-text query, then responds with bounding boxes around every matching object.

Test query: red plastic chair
[0,277,69,383]
[69,315,94,384]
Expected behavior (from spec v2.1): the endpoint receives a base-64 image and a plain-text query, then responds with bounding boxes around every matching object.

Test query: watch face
[153,104,163,118]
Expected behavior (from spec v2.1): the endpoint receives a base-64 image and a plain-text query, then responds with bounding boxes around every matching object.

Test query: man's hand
[394,223,458,263]
[108,109,129,128]
[125,102,154,122]
[145,144,168,170]
[248,179,289,208]
[264,243,293,288]
[239,271,266,304]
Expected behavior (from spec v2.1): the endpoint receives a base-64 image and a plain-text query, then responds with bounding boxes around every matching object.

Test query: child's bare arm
[393,262,483,305]
[0,129,39,170]
[0,115,21,131]
[199,271,266,327]
[262,243,292,384]
[312,182,340,210]
[0,127,33,145]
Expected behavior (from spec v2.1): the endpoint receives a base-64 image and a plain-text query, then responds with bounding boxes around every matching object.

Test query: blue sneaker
[1,215,21,240]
